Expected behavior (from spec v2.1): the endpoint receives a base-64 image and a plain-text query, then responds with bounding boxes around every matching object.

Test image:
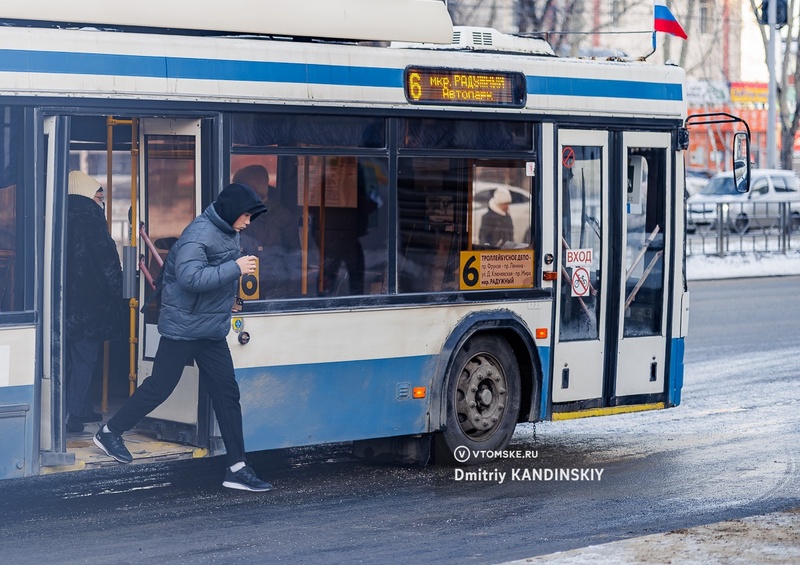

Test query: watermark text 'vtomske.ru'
[454,467,605,484]
[452,446,538,463]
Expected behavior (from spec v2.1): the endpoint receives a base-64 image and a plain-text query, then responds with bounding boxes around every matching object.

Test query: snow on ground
[686,251,800,280]
[500,508,800,565]
[498,251,800,564]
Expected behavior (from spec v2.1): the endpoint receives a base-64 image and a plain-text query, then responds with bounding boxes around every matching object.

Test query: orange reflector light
[543,271,558,281]
[412,387,426,399]
[535,328,548,339]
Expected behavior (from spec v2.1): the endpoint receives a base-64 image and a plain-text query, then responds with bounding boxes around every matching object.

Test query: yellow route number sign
[459,250,534,290]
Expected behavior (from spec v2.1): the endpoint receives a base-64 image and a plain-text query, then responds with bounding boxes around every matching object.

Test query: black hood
[213,183,267,228]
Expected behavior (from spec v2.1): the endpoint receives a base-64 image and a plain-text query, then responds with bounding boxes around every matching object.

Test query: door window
[559,145,603,342]
[141,134,197,331]
[623,147,666,337]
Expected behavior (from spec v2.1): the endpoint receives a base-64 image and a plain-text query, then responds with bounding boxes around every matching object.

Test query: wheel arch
[427,309,543,433]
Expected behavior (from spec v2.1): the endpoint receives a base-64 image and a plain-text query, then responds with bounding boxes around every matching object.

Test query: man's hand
[236,255,257,275]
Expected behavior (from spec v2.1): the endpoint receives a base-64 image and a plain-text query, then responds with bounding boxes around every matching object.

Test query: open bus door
[135,118,208,447]
[42,114,211,469]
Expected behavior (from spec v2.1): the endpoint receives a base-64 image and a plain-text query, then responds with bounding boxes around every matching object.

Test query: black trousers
[108,337,246,466]
[65,339,102,419]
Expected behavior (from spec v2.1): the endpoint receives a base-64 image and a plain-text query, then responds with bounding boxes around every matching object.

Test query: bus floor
[44,412,205,476]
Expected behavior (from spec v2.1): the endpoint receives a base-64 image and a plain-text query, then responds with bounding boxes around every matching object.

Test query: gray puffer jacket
[157,206,244,341]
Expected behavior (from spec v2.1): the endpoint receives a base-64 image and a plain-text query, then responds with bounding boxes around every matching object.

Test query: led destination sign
[404,67,526,107]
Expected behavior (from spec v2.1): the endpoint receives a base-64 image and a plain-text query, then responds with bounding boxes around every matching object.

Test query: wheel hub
[455,354,507,439]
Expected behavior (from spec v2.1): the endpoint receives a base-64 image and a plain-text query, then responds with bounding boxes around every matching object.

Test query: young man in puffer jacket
[94,182,272,492]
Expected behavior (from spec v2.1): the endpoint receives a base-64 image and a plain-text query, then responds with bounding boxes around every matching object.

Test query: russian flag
[654,0,687,39]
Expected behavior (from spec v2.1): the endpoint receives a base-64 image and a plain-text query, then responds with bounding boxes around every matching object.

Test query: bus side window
[397,157,460,293]
[230,112,389,300]
[0,106,23,313]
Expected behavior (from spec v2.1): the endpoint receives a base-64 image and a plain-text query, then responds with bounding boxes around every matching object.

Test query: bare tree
[516,0,588,55]
[447,0,587,55]
[447,1,733,85]
[447,0,507,31]
[748,0,799,168]
[665,1,727,82]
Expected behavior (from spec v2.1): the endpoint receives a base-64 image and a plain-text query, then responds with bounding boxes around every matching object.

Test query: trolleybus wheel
[438,335,521,465]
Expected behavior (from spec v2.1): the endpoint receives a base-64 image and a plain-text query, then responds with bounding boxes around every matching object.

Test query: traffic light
[759,0,787,27]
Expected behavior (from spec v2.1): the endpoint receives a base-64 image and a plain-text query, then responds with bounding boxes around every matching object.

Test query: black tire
[733,213,749,233]
[437,335,521,465]
[790,212,800,233]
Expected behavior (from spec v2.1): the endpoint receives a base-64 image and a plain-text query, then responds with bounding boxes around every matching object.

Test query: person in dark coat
[479,186,515,248]
[235,165,301,299]
[64,171,124,433]
[94,182,273,492]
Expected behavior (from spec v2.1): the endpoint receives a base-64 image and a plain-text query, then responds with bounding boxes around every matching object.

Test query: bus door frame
[614,131,672,400]
[551,129,610,406]
[40,114,75,466]
[550,128,674,411]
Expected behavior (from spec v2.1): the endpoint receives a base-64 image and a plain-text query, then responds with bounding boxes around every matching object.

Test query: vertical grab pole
[318,158,327,294]
[107,117,140,397]
[301,157,310,296]
[129,118,140,396]
[102,118,114,413]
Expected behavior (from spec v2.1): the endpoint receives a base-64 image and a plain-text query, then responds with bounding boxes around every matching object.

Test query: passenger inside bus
[64,171,126,433]
[310,162,379,296]
[235,164,302,299]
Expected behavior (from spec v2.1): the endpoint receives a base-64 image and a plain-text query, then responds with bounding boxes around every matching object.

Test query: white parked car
[684,168,714,196]
[687,169,800,233]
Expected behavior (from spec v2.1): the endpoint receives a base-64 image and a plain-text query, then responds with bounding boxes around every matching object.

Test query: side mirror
[732,132,750,194]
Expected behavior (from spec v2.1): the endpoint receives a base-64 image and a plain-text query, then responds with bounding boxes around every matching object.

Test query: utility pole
[767,0,777,168]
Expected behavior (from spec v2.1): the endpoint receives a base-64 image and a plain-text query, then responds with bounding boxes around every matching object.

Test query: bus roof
[0,0,454,44]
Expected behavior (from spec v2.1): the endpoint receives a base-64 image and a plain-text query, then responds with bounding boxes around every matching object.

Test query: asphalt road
[0,276,798,564]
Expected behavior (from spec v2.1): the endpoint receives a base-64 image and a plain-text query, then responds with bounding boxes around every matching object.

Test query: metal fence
[686,201,800,256]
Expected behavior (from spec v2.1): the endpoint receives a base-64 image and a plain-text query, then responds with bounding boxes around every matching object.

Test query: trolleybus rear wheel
[438,335,521,464]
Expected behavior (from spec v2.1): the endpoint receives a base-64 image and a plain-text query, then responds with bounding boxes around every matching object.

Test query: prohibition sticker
[571,267,590,297]
[562,147,575,168]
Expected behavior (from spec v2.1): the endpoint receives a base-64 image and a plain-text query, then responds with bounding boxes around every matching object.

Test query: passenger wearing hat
[94,182,273,492]
[479,186,515,248]
[64,171,125,433]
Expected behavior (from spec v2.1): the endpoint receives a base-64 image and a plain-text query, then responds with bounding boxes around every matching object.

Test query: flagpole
[643,32,657,60]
